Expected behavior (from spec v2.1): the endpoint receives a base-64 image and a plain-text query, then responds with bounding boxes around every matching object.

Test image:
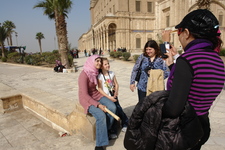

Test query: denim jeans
[88,96,116,147]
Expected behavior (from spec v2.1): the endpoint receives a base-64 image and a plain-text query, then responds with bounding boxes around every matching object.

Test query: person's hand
[113,91,118,98]
[109,96,117,102]
[130,84,136,92]
[169,45,178,56]
[98,104,106,112]
[162,30,172,42]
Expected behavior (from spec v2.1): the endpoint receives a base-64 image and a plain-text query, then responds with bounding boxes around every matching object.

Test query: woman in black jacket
[124,9,225,150]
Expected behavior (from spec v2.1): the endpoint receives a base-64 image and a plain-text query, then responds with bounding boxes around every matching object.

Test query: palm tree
[0,25,8,58]
[36,32,45,55]
[3,20,16,46]
[33,0,72,68]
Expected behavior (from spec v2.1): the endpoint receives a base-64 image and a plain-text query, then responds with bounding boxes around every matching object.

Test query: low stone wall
[0,87,96,141]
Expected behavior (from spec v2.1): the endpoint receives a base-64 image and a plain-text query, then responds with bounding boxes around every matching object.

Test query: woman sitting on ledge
[78,55,117,150]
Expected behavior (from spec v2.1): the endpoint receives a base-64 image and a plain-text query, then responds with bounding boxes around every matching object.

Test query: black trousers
[110,98,128,134]
[191,113,211,150]
[138,89,146,103]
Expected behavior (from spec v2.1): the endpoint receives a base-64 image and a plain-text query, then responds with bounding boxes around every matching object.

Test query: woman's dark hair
[143,40,161,57]
[191,32,222,50]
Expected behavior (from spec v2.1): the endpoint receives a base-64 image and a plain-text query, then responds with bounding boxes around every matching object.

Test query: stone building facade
[78,0,225,53]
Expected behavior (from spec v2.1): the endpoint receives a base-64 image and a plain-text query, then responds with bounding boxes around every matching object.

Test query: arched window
[108,23,117,50]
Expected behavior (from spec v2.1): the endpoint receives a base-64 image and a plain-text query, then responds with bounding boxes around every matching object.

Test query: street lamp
[15,32,18,46]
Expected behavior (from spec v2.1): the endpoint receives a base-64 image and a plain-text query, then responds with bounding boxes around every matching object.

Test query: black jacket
[124,91,203,150]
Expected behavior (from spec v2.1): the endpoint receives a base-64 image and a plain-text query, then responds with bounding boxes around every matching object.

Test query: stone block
[68,107,96,141]
[0,95,23,113]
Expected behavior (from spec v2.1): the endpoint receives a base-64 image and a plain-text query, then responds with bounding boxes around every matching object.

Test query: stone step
[0,84,96,141]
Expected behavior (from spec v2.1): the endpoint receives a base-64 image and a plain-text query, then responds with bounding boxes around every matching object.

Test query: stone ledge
[0,85,96,141]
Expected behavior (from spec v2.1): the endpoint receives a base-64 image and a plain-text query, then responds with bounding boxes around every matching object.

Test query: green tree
[33,0,72,68]
[36,32,45,55]
[2,20,16,46]
[0,25,8,58]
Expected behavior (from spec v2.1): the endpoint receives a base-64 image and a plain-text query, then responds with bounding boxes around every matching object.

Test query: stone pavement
[0,54,224,150]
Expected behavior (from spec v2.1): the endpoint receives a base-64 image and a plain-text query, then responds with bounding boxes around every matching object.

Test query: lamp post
[15,32,18,46]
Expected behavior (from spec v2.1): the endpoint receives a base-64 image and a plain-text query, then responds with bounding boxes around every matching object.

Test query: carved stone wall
[79,0,225,53]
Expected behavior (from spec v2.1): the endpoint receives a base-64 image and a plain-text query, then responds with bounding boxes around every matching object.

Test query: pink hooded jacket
[78,55,103,114]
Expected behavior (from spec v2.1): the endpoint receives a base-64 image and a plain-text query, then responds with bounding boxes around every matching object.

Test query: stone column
[106,30,109,51]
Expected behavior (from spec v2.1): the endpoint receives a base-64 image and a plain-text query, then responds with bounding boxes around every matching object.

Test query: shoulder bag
[135,58,143,82]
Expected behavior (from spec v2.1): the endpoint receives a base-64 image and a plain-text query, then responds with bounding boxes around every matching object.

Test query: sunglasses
[177,28,184,36]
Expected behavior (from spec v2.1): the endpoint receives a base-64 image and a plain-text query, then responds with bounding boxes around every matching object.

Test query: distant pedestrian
[84,49,87,57]
[54,60,65,72]
[76,49,79,58]
[99,48,102,56]
[72,49,76,58]
[92,48,96,55]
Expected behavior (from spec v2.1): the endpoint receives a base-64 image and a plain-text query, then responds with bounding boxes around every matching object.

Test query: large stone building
[78,0,225,53]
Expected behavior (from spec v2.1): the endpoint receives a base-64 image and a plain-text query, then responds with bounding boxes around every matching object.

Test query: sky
[0,0,91,53]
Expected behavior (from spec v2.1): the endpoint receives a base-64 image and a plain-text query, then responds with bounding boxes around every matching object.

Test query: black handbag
[135,58,143,82]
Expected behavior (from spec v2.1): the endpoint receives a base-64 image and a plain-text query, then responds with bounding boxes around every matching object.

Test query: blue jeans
[88,97,116,146]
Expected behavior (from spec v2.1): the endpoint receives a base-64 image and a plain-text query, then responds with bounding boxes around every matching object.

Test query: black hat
[175,9,220,37]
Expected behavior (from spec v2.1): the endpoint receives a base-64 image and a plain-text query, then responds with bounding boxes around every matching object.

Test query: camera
[165,42,170,52]
[109,90,118,99]
[109,90,115,96]
[159,44,168,59]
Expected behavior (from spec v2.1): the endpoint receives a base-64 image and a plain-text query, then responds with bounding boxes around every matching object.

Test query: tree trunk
[9,34,13,46]
[38,39,42,55]
[6,38,9,46]
[55,10,70,68]
[1,42,5,58]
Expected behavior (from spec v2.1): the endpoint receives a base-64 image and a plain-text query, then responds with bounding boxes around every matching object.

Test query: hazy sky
[0,0,91,53]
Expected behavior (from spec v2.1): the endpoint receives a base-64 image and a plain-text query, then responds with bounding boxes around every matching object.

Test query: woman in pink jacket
[78,55,116,150]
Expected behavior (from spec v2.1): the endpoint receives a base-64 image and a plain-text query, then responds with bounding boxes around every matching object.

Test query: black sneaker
[95,146,104,150]
[108,133,118,140]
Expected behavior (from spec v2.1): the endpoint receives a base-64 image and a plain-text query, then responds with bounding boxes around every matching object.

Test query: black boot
[95,146,104,150]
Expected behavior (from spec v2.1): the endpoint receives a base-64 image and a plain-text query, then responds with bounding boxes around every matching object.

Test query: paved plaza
[0,54,224,150]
